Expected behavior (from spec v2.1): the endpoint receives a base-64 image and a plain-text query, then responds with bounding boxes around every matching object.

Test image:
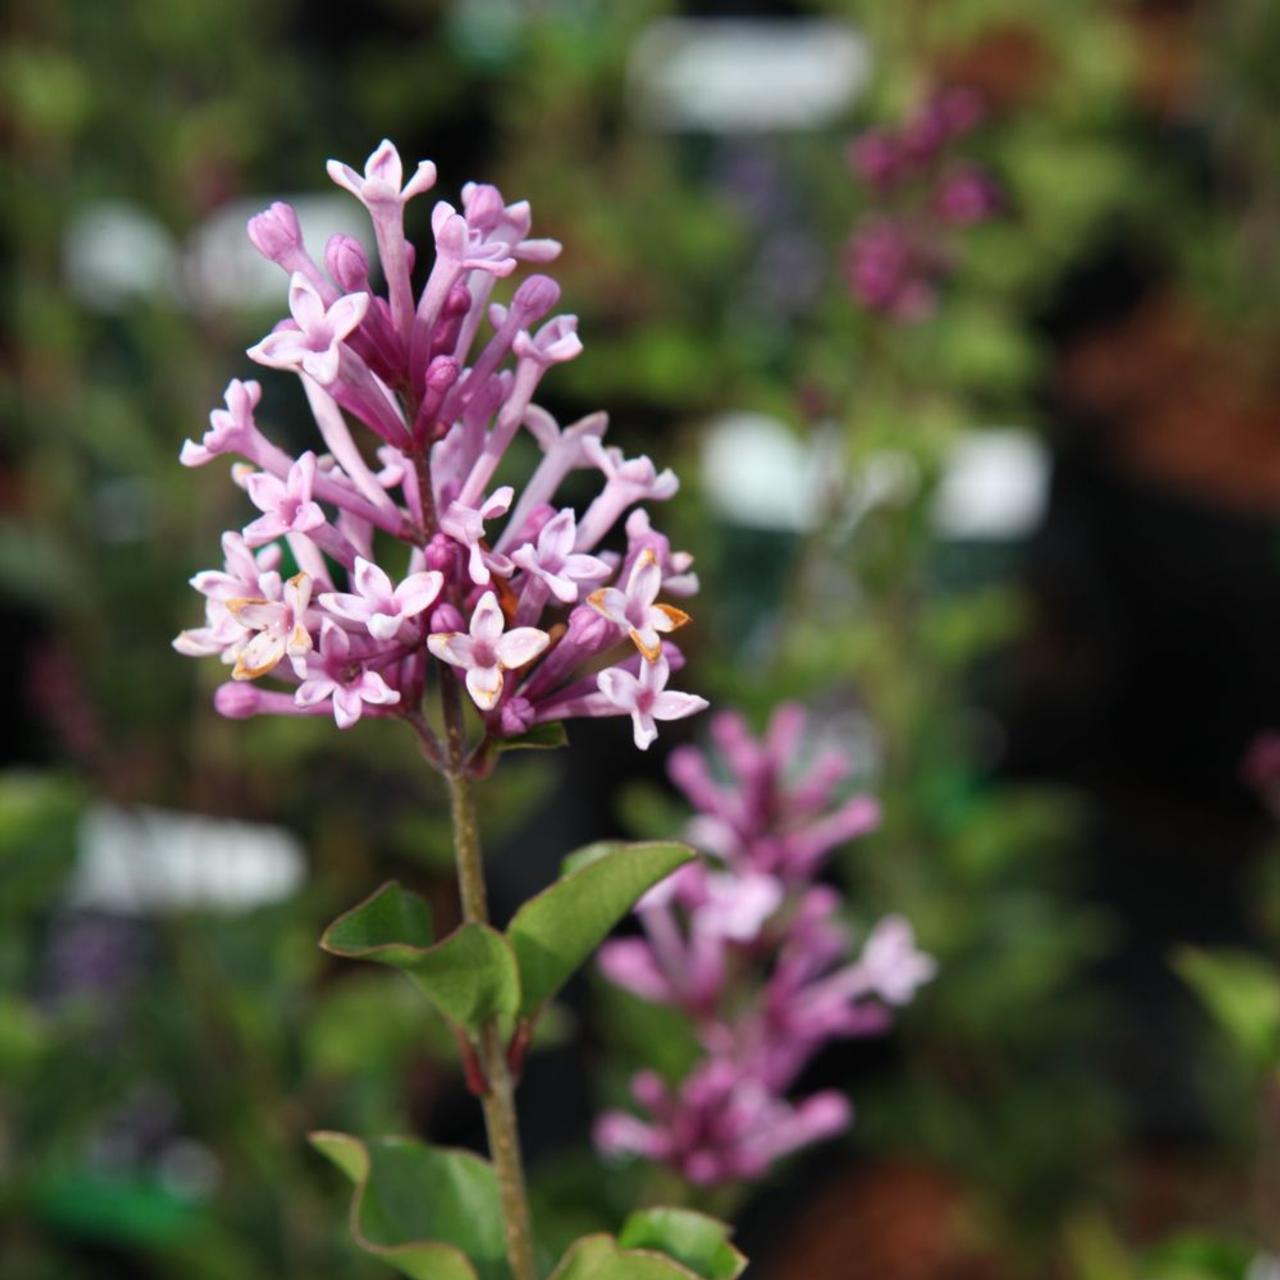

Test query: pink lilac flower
[845,87,1000,324]
[295,620,401,728]
[596,656,707,751]
[427,591,549,711]
[248,275,369,386]
[227,571,315,680]
[596,704,932,1186]
[175,141,705,753]
[318,557,442,641]
[242,452,326,546]
[588,549,690,662]
[595,1064,852,1187]
[511,508,609,608]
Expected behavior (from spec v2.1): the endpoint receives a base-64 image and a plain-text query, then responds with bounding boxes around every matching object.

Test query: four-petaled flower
[248,274,368,385]
[589,549,690,661]
[295,619,400,729]
[319,556,443,641]
[326,137,437,210]
[511,508,609,604]
[440,487,515,585]
[181,378,262,468]
[243,452,326,547]
[428,591,550,711]
[227,572,315,680]
[853,915,937,1006]
[597,654,708,750]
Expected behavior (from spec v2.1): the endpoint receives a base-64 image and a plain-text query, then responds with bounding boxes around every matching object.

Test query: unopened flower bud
[325,233,369,291]
[429,601,466,634]
[511,274,561,325]
[247,201,303,265]
[499,696,536,737]
[214,682,262,719]
[566,602,615,652]
[425,533,456,574]
[463,183,506,233]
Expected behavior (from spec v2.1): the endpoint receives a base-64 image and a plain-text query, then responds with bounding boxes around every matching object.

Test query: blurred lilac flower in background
[845,87,1001,323]
[596,704,934,1185]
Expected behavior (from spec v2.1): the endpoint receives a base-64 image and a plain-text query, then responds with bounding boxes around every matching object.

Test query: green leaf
[322,883,521,1035]
[548,1234,703,1279]
[311,1132,505,1280]
[618,1210,746,1280]
[1173,946,1280,1075]
[507,842,695,1021]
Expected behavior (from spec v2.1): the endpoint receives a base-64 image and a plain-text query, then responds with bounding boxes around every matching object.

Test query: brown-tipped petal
[225,595,272,619]
[233,633,285,681]
[654,603,691,632]
[629,627,663,663]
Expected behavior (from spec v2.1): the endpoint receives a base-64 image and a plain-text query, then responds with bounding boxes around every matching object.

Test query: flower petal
[495,626,550,670]
[465,664,503,710]
[295,678,335,707]
[597,666,641,711]
[352,556,390,603]
[651,691,710,723]
[233,630,286,681]
[631,710,659,751]
[587,587,629,627]
[395,571,443,617]
[332,685,364,729]
[469,591,505,643]
[427,632,475,668]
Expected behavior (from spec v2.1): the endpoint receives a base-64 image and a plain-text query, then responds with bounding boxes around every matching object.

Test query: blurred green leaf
[617,1209,746,1280]
[311,1132,503,1280]
[507,842,694,1021]
[548,1234,702,1280]
[0,771,83,916]
[1173,946,1280,1075]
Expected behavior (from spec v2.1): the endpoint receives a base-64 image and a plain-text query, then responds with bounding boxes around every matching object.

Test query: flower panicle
[844,87,1002,323]
[175,141,706,754]
[595,704,934,1186]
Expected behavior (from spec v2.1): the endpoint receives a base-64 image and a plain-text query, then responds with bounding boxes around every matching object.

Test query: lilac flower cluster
[845,87,1001,322]
[595,705,935,1186]
[175,142,706,751]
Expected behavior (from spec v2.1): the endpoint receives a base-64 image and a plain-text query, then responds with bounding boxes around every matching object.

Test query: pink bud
[424,356,460,396]
[566,603,614,651]
[247,201,303,264]
[425,533,457,574]
[214,682,261,719]
[429,601,466,634]
[463,183,506,232]
[511,274,561,324]
[325,234,369,291]
[499,696,536,736]
[443,282,472,318]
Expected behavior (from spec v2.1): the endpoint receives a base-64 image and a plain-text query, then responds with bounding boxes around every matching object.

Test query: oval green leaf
[618,1209,746,1280]
[506,842,695,1022]
[549,1234,703,1280]
[322,883,521,1035]
[311,1131,506,1280]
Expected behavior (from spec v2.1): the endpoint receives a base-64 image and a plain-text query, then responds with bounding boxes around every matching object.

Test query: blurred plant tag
[629,18,870,133]
[69,805,305,913]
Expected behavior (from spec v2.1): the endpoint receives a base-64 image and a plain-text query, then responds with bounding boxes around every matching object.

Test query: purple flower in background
[935,163,1002,226]
[845,87,1001,324]
[175,141,704,751]
[596,1064,851,1187]
[596,704,932,1185]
